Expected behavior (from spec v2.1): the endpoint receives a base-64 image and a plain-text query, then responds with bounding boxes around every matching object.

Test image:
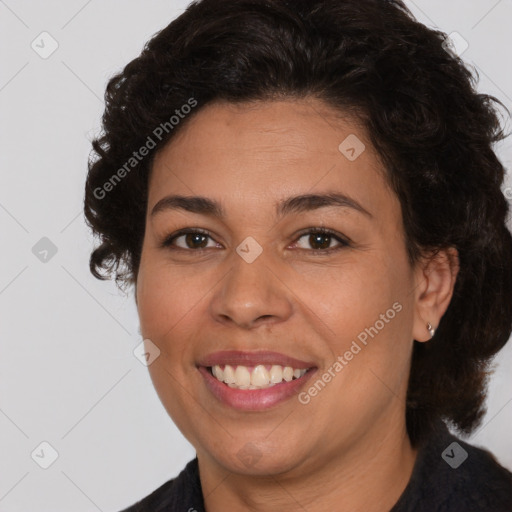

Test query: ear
[412,247,459,342]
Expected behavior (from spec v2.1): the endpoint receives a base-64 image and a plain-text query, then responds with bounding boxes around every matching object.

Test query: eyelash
[160,227,351,255]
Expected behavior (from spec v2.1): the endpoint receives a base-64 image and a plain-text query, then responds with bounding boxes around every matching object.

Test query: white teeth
[212,366,224,381]
[223,365,236,384]
[283,367,294,382]
[269,365,283,384]
[210,364,309,389]
[251,365,270,387]
[234,366,251,387]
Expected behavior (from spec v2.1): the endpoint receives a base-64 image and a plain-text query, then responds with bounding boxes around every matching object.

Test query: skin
[135,98,459,511]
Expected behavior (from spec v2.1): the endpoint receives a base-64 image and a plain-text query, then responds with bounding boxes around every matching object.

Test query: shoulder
[117,458,204,512]
[393,421,512,512]
[447,435,512,510]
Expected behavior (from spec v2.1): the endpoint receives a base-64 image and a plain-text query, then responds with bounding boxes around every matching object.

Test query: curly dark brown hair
[84,0,512,446]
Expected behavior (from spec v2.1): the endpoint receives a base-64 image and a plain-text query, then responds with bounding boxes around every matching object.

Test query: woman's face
[136,98,425,476]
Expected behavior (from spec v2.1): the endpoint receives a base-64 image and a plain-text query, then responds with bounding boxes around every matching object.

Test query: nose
[209,248,293,330]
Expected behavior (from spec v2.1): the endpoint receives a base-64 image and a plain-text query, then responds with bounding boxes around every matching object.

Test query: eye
[292,228,350,253]
[160,229,218,250]
[160,227,351,253]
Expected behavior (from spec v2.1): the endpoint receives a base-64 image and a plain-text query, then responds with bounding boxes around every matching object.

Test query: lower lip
[198,366,316,411]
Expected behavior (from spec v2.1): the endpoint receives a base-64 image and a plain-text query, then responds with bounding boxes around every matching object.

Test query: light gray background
[1,1,511,511]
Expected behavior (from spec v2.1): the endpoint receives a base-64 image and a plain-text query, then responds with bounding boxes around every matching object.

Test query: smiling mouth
[207,364,311,390]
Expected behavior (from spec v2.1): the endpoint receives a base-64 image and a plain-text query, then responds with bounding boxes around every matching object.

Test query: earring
[426,322,436,338]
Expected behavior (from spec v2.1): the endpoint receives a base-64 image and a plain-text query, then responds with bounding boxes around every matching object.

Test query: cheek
[136,258,208,441]
[136,256,200,340]
[306,249,414,391]
[291,249,409,345]
[303,272,414,441]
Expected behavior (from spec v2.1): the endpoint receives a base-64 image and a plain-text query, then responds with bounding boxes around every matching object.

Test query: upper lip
[198,350,315,369]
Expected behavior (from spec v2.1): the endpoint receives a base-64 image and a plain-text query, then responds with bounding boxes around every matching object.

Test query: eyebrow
[150,192,372,219]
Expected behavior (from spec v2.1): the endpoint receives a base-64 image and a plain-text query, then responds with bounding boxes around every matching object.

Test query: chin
[202,437,309,477]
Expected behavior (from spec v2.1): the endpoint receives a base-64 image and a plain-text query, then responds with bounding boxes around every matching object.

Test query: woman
[84,0,512,510]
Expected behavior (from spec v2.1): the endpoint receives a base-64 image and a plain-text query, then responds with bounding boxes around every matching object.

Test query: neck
[198,411,418,512]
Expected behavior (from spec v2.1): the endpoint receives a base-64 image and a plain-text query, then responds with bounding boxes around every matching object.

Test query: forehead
[149,99,398,222]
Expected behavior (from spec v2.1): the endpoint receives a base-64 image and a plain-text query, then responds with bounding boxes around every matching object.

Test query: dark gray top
[119,420,512,511]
